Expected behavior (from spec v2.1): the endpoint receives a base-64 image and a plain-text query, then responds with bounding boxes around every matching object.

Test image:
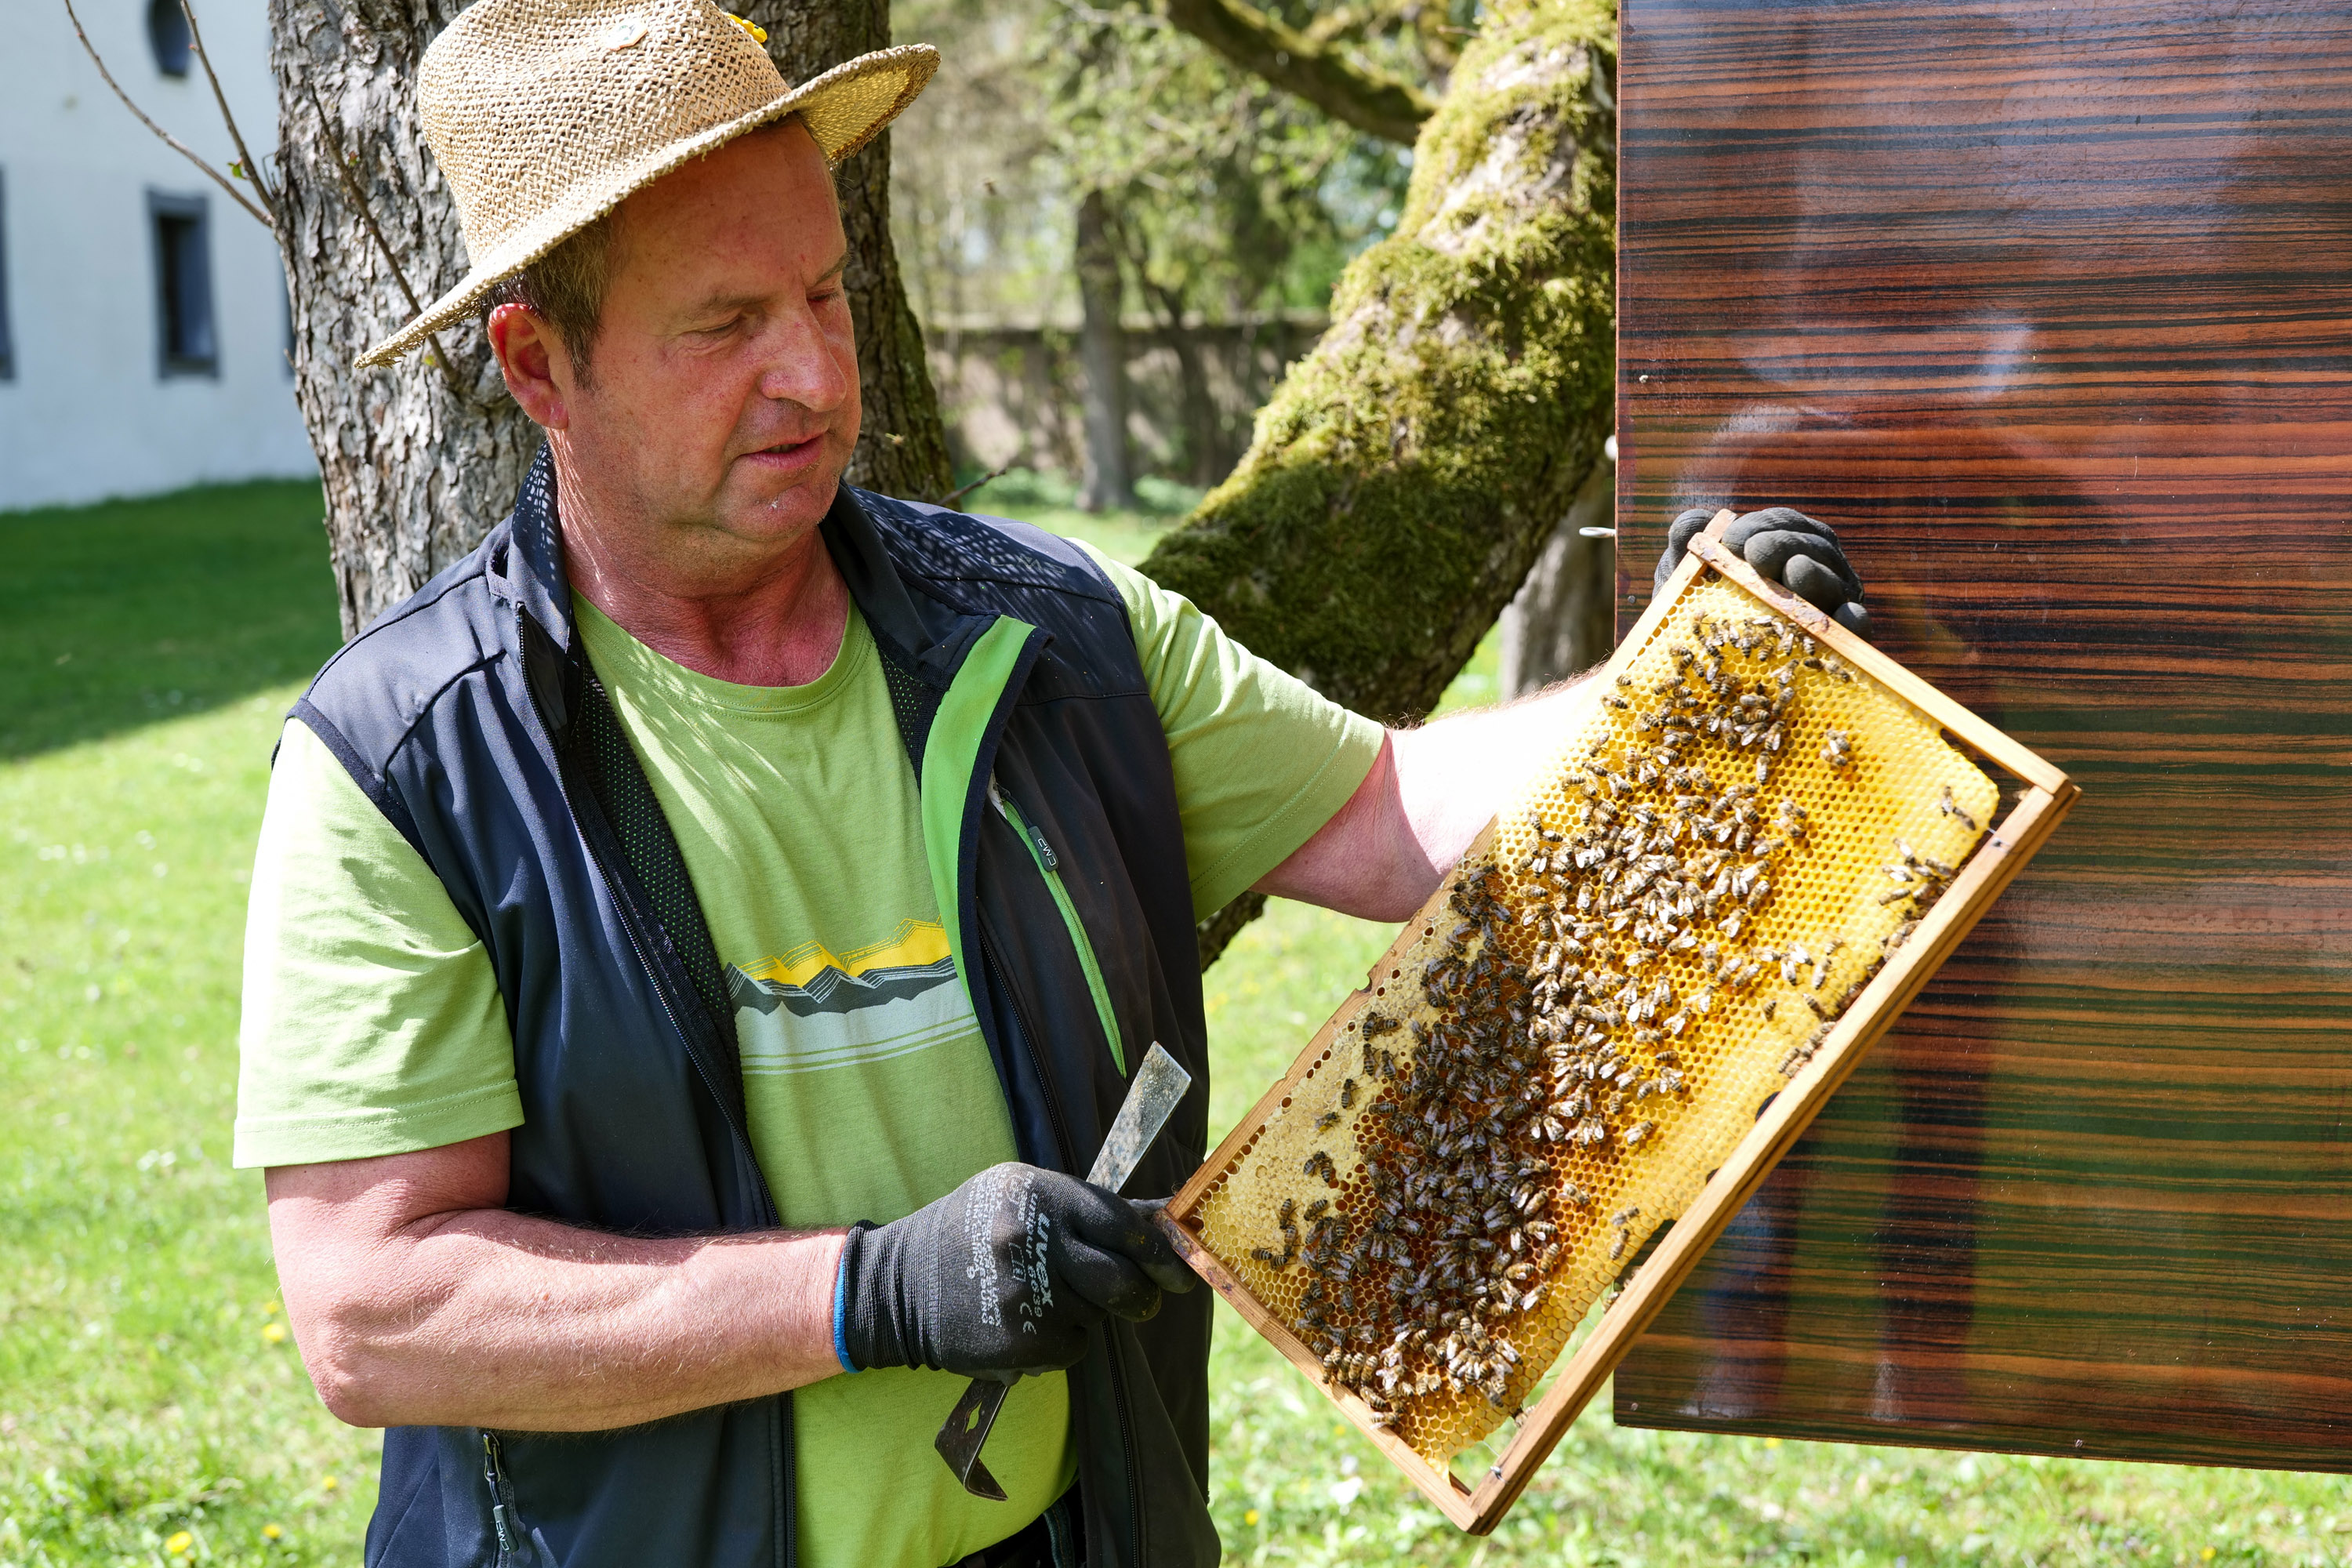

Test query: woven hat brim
[356,43,938,368]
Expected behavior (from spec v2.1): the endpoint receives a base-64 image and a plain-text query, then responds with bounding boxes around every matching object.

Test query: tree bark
[1497,453,1616,697]
[270,0,534,641]
[269,0,952,639]
[1075,187,1137,512]
[1138,0,1619,967]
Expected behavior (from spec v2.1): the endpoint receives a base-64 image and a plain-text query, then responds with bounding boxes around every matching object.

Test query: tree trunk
[1075,187,1136,512]
[269,0,952,639]
[1140,0,1618,967]
[1152,292,1225,488]
[1497,452,1616,697]
[270,0,535,642]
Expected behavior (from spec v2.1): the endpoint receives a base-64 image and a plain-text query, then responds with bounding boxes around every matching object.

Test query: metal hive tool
[1157,510,2078,1533]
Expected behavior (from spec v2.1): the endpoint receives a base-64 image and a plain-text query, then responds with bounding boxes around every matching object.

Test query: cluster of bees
[1246,612,1969,1446]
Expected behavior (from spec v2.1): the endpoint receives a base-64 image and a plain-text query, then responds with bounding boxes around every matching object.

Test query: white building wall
[0,0,317,512]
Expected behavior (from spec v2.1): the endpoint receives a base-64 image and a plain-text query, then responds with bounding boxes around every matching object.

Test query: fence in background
[925,310,1326,490]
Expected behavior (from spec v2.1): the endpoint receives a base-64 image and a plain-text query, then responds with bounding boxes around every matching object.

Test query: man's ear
[486,303,575,430]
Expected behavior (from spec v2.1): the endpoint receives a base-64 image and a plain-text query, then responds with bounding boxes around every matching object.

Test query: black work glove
[1657,506,1872,637]
[835,1163,1194,1379]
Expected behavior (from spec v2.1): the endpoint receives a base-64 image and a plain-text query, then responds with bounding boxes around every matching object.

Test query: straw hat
[356,0,938,367]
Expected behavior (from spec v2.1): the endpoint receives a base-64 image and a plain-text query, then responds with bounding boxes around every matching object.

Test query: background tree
[1154,0,1621,695]
[1073,187,1138,510]
[1134,0,1621,962]
[1039,2,1409,488]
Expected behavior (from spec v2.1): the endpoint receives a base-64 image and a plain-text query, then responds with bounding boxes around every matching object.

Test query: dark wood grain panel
[1613,0,2352,1469]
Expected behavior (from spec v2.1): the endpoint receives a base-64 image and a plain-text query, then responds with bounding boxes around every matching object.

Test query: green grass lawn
[2,481,2345,1566]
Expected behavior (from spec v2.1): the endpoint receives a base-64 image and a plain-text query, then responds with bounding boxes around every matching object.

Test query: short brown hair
[478,211,617,380]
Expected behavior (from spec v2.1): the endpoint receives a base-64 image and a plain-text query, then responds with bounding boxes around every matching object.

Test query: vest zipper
[483,1431,517,1566]
[986,776,1127,1076]
[976,908,1145,1568]
[1105,1341,1146,1568]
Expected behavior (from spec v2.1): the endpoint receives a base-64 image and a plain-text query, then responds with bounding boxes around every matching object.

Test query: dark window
[0,169,13,382]
[149,191,217,376]
[148,0,191,77]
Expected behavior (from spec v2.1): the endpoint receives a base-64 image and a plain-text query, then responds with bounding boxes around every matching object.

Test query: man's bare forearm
[267,1135,846,1432]
[1258,672,1600,920]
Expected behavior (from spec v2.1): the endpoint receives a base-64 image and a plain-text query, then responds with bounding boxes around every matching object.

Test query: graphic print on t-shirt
[728,917,967,1076]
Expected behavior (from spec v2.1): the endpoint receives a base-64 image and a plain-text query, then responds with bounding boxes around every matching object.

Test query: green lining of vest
[992,785,1127,1077]
[920,617,1036,1003]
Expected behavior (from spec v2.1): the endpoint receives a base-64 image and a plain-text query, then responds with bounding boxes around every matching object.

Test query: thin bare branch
[177,0,279,220]
[60,0,274,228]
[300,77,473,398]
[1161,0,1436,145]
[936,460,1014,510]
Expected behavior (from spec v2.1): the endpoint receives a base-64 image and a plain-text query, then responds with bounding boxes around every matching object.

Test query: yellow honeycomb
[1189,570,1998,1465]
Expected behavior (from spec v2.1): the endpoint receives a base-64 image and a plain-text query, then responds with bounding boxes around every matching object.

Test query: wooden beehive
[1157,510,2078,1533]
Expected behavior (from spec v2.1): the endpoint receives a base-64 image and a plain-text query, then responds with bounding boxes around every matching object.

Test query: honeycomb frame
[1158,511,2078,1534]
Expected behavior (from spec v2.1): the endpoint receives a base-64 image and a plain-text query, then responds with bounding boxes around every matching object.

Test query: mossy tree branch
[1142,0,1619,967]
[1161,0,1437,144]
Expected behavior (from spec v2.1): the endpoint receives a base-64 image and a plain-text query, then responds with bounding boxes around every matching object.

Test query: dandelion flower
[263,1523,284,1539]
[321,1474,339,1492]
[165,1530,193,1553]
[262,1321,288,1344]
[1243,1509,1259,1527]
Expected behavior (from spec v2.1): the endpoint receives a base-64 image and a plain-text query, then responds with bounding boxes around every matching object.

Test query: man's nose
[754,307,851,412]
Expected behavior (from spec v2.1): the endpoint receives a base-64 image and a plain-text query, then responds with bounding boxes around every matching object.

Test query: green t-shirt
[235,543,1383,1568]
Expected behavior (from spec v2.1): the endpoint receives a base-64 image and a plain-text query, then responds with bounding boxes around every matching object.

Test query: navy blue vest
[294,451,1221,1568]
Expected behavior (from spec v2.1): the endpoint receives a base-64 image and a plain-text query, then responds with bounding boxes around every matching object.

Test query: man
[236,2,1867,1565]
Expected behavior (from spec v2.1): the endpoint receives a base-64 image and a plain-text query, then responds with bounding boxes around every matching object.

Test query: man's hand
[1657,506,1871,637]
[835,1163,1193,1378]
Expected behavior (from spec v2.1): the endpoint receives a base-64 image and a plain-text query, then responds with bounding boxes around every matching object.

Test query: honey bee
[1340,1077,1358,1109]
[1316,1110,1342,1132]
[1823,729,1853,768]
